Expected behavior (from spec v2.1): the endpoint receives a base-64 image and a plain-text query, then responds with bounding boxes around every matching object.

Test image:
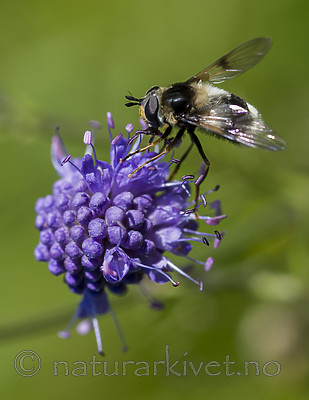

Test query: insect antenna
[125,93,141,107]
[125,102,139,107]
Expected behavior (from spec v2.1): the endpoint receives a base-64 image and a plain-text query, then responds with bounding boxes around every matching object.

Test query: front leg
[128,126,159,146]
[127,127,185,178]
[121,125,172,163]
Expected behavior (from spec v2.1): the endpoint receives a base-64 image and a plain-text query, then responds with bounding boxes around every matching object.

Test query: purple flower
[34,114,226,354]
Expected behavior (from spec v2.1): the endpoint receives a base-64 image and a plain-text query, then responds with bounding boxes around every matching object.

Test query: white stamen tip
[83,130,92,145]
[76,319,92,335]
[58,330,71,339]
[107,112,115,129]
[125,123,134,133]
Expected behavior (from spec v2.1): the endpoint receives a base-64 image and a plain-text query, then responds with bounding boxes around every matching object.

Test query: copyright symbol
[14,350,41,377]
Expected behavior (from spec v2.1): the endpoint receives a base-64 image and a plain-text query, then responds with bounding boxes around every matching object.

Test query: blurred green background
[1,0,308,398]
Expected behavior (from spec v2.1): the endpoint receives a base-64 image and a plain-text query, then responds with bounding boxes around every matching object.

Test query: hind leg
[188,127,210,210]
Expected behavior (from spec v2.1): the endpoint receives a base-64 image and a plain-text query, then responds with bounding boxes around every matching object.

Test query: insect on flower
[34,114,226,354]
[124,38,286,206]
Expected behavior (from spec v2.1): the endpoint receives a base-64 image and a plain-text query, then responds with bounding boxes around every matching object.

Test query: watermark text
[14,346,281,377]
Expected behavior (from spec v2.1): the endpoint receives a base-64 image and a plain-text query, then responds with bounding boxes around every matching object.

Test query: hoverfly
[124,37,285,206]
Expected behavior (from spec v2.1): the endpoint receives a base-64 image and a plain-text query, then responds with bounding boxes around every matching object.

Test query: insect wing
[186,37,272,85]
[179,105,286,151]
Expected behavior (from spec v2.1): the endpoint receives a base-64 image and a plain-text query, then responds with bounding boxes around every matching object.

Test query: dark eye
[145,86,159,95]
[144,96,160,127]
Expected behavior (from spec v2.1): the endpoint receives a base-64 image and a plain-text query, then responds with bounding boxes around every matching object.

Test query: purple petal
[88,218,107,240]
[82,238,104,259]
[48,259,65,275]
[113,191,134,211]
[125,209,144,230]
[121,230,144,250]
[77,290,109,318]
[101,248,130,284]
[89,192,110,216]
[105,206,125,226]
[152,226,182,251]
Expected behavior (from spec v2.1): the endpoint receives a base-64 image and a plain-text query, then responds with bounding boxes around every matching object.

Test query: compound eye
[145,85,159,95]
[144,95,160,127]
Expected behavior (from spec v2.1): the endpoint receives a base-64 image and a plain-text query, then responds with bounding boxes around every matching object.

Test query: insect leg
[120,126,172,163]
[146,127,164,149]
[128,127,185,178]
[169,142,194,181]
[188,128,210,209]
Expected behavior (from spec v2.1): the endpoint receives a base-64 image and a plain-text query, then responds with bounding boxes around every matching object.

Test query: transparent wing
[179,105,286,151]
[186,37,272,85]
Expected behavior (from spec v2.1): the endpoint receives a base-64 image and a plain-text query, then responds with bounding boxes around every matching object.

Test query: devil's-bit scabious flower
[34,113,226,354]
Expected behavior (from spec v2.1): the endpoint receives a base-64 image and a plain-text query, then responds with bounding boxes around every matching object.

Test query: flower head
[34,114,226,354]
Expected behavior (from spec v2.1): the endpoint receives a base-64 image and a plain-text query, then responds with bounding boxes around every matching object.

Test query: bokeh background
[1,0,308,398]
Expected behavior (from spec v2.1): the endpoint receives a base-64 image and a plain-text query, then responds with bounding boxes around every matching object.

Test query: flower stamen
[35,112,226,353]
